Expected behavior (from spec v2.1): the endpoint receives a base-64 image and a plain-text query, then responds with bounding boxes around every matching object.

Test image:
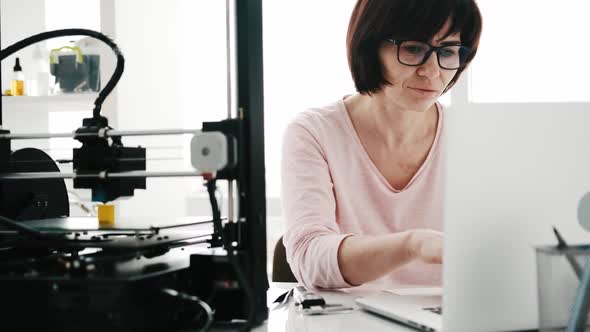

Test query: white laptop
[356,106,590,332]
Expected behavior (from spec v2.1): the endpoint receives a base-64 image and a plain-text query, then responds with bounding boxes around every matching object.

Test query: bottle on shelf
[10,57,25,96]
[30,44,51,96]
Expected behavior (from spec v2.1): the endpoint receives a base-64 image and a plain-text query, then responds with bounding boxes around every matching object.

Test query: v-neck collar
[339,98,444,193]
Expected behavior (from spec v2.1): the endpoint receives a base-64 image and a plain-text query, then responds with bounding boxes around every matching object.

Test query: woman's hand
[408,229,444,264]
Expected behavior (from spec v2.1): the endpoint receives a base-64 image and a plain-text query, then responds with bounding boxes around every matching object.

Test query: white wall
[111,0,187,219]
[1,0,46,93]
[112,0,229,219]
[1,0,49,151]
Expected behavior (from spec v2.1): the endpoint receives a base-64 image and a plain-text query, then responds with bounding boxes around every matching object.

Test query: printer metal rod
[0,170,202,180]
[0,129,202,140]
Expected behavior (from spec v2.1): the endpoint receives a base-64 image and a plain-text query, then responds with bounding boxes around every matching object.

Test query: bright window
[470,0,590,103]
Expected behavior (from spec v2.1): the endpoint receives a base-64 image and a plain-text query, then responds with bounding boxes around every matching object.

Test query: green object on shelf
[49,45,100,93]
[49,46,84,64]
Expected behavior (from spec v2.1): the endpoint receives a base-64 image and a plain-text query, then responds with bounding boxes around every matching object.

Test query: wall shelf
[1,93,98,111]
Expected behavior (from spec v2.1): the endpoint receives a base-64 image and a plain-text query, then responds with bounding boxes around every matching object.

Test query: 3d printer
[0,1,267,331]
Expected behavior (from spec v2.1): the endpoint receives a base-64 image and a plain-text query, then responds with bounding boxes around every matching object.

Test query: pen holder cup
[536,245,590,331]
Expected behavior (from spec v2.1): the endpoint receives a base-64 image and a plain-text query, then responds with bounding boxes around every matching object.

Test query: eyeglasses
[386,39,473,70]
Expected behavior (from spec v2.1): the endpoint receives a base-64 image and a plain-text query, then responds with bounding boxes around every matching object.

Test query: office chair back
[272,235,297,282]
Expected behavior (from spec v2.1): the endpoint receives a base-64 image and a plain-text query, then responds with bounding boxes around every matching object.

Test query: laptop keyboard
[423,307,442,315]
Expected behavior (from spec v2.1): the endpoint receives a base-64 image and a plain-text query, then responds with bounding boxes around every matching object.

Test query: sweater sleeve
[281,117,353,289]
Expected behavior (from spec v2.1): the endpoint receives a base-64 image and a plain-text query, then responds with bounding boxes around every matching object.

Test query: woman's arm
[282,117,354,289]
[338,229,443,286]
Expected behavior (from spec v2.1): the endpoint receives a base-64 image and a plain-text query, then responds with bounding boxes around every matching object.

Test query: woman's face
[378,27,461,111]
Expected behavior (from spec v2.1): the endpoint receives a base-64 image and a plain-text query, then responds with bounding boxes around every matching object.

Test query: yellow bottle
[10,57,24,96]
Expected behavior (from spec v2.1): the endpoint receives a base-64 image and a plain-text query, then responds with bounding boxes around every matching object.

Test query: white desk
[253,283,417,332]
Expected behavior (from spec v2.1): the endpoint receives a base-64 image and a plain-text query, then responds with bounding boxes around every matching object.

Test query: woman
[281,0,483,289]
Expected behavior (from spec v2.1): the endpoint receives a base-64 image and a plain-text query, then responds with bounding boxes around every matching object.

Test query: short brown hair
[347,0,482,95]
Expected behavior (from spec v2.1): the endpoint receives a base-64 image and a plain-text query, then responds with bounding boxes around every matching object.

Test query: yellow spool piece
[98,204,115,226]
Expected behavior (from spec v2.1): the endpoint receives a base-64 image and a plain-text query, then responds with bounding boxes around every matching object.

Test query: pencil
[553,226,583,280]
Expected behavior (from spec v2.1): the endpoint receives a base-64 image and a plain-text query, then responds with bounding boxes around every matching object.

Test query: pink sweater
[281,98,444,289]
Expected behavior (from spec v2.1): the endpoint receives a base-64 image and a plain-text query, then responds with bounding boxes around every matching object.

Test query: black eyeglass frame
[386,39,473,70]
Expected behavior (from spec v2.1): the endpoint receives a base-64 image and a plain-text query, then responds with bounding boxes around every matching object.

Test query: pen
[272,288,294,311]
[553,226,583,280]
